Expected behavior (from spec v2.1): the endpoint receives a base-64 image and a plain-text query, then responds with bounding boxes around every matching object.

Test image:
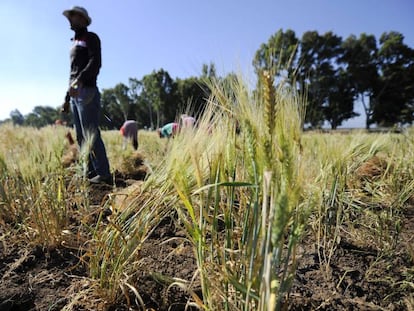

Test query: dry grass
[0,90,413,310]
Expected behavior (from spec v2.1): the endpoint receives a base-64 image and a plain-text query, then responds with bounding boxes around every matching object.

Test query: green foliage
[101,88,125,129]
[9,109,24,125]
[3,29,414,130]
[253,28,298,80]
[373,32,414,126]
[341,33,379,128]
[254,28,414,129]
[25,106,62,128]
[139,69,177,128]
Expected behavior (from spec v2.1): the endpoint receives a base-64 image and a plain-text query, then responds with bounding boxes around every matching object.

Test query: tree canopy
[2,30,413,130]
[253,29,414,129]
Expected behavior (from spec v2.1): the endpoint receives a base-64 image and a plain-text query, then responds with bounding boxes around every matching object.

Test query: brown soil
[1,154,413,310]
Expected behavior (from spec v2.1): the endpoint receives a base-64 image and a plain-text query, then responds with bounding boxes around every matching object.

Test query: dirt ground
[1,155,413,310]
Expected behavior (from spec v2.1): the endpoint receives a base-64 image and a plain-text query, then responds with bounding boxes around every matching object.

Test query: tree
[24,106,59,128]
[101,88,124,129]
[253,29,299,83]
[341,33,379,128]
[373,31,414,126]
[128,78,151,129]
[298,31,352,128]
[201,62,217,80]
[10,109,24,125]
[113,83,133,122]
[140,69,177,128]
[175,77,209,118]
[323,69,357,129]
[297,31,325,127]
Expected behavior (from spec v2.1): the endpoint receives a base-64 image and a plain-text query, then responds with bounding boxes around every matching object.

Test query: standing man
[62,6,111,184]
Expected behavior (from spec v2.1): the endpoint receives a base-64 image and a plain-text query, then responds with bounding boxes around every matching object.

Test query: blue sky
[0,0,413,127]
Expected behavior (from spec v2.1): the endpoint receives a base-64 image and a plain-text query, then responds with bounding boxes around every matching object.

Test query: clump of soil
[355,155,389,181]
[61,131,79,168]
[117,152,148,181]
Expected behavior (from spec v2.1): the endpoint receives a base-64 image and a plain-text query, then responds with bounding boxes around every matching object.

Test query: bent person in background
[158,122,179,138]
[120,120,138,150]
[180,114,196,128]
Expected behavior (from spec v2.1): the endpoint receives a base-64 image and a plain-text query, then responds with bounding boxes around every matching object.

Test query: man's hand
[61,100,70,113]
[61,91,70,113]
[68,79,83,97]
[69,86,79,97]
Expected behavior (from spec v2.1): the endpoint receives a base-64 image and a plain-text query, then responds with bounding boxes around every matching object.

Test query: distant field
[1,74,413,310]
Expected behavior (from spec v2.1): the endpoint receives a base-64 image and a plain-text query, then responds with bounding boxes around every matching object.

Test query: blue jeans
[70,86,110,177]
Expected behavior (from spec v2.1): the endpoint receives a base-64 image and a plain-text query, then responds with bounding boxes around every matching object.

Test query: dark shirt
[69,28,101,87]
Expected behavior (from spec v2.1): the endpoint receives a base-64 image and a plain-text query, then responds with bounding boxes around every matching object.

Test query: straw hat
[63,6,92,26]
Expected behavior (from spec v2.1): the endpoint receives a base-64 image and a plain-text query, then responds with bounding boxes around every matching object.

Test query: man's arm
[61,91,70,113]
